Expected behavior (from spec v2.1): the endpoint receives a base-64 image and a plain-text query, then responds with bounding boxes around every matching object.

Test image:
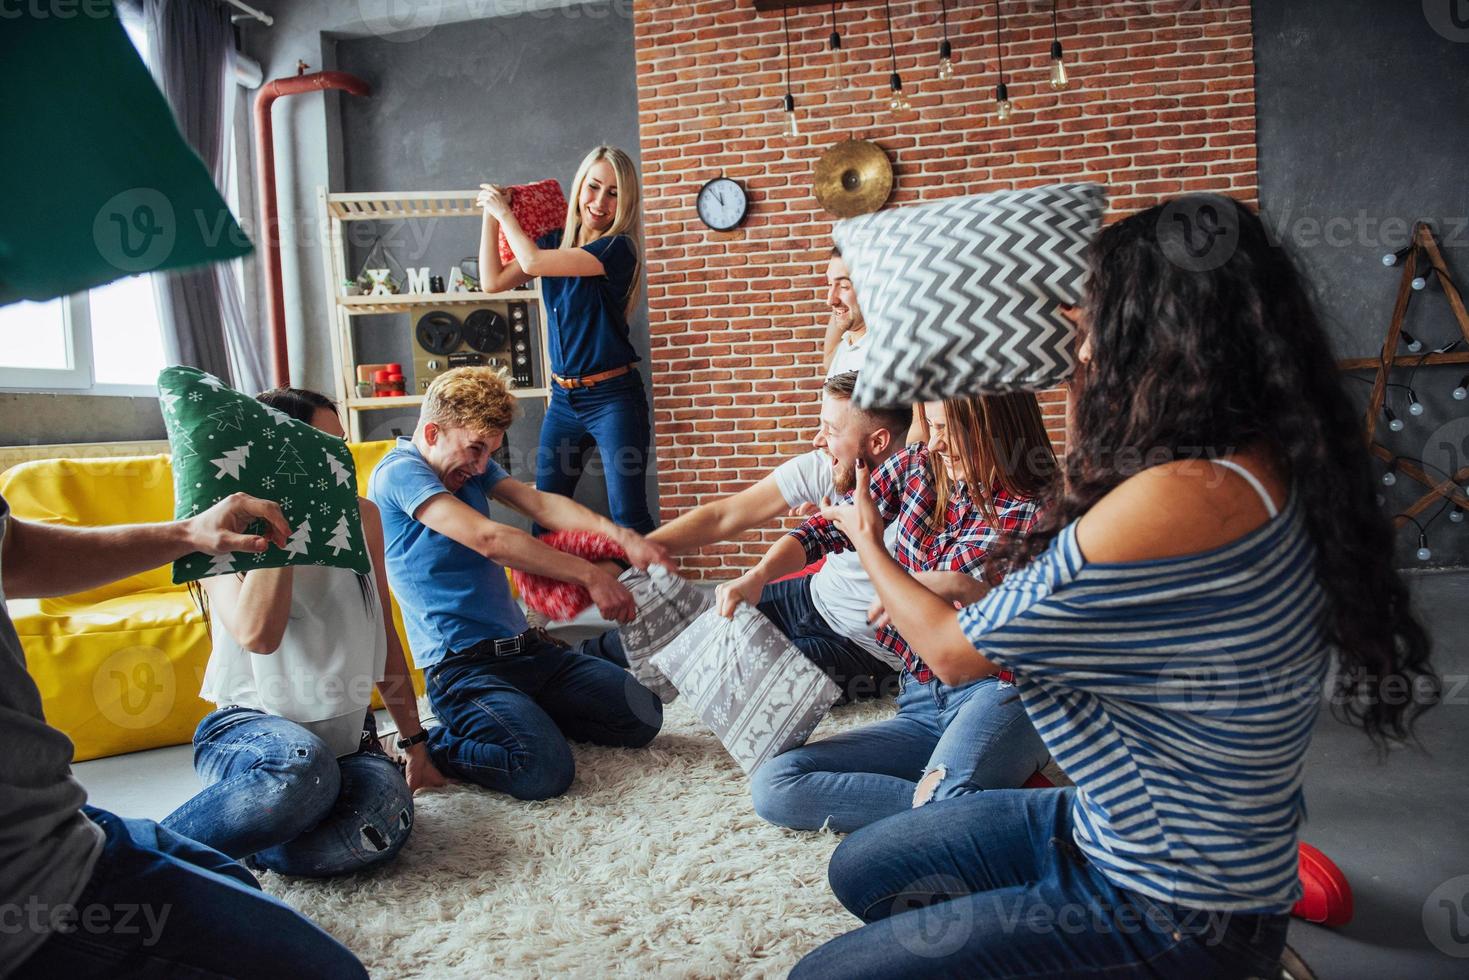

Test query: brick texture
[632,0,1258,578]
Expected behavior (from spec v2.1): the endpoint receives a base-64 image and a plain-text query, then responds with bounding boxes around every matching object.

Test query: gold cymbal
[813,139,894,218]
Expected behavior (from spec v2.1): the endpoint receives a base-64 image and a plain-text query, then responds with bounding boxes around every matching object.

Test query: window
[0,9,168,396]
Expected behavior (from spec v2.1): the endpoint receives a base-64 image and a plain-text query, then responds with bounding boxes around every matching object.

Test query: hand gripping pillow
[499,179,568,264]
[650,604,842,774]
[509,530,627,621]
[158,366,369,583]
[832,183,1105,408]
[617,564,711,704]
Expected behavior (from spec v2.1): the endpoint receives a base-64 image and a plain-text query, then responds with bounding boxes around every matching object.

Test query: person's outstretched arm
[649,473,793,554]
[712,534,810,618]
[2,493,289,600]
[489,477,669,570]
[412,491,638,624]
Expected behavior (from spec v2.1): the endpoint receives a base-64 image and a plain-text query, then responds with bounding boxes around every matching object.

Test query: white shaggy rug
[261,696,899,979]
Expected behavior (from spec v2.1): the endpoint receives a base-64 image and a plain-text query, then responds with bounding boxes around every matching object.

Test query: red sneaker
[1022,770,1054,789]
[1291,841,1354,927]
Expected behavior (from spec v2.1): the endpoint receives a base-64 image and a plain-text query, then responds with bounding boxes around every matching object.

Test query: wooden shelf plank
[337,291,541,314]
[1338,350,1469,371]
[348,388,549,411]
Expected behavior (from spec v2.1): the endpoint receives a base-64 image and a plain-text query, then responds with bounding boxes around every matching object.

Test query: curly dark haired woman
[798,194,1437,979]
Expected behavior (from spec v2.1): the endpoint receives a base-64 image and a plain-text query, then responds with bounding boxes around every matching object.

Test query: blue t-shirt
[536,229,640,378]
[367,438,528,670]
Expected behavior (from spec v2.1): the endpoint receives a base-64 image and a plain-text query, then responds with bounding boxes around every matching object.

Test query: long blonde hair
[562,144,643,319]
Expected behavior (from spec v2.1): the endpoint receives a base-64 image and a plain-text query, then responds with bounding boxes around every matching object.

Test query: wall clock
[696,177,748,231]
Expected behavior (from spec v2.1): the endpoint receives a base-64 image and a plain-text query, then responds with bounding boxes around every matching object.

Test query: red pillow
[510,530,626,621]
[499,179,568,265]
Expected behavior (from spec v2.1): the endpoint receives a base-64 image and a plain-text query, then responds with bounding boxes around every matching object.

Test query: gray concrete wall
[238,0,647,524]
[0,394,164,447]
[1254,0,1469,568]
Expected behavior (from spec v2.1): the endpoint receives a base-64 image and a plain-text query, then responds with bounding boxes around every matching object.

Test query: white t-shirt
[825,329,869,378]
[201,564,388,757]
[771,450,903,669]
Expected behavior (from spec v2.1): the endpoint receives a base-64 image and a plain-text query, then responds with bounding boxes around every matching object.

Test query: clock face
[696,177,748,231]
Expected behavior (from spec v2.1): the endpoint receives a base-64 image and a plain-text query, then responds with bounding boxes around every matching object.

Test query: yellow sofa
[0,441,427,762]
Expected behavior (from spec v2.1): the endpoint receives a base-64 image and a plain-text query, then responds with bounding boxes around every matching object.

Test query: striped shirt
[958,489,1328,912]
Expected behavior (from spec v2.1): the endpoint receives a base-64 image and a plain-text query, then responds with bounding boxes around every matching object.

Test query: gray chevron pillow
[650,604,842,775]
[832,183,1105,407]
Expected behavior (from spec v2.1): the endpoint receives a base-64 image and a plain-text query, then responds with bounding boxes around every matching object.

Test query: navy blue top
[535,229,640,378]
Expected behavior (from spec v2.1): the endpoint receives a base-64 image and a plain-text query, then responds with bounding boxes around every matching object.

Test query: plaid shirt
[788,444,1040,683]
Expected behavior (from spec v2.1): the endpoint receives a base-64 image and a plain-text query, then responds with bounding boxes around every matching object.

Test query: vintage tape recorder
[410,301,536,392]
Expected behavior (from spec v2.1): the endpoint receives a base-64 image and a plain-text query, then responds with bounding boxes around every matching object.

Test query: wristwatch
[396,729,429,750]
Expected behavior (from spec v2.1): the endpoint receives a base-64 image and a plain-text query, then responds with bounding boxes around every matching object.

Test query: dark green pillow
[0,3,251,305]
[159,367,369,583]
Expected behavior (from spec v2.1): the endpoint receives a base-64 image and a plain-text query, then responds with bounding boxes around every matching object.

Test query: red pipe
[255,66,371,387]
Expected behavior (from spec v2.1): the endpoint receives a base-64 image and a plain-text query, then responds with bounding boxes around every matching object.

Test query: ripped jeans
[161,707,413,877]
[751,672,1049,833]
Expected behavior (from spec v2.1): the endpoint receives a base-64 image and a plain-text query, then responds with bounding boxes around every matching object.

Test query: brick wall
[631,0,1258,578]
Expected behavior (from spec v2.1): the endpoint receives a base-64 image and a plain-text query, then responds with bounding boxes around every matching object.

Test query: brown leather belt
[551,364,633,390]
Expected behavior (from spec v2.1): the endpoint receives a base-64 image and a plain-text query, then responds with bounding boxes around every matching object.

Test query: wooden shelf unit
[318,188,554,440]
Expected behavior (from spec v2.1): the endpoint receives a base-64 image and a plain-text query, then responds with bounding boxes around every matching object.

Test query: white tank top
[201,563,388,757]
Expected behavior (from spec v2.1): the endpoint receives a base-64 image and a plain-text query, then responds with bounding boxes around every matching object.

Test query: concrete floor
[75,574,1469,979]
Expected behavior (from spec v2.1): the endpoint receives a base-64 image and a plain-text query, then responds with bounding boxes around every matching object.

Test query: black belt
[455,627,565,660]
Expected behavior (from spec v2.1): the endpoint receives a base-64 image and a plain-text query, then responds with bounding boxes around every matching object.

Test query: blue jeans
[161,708,413,878]
[535,368,656,534]
[13,806,365,978]
[751,672,1049,833]
[425,630,662,800]
[757,575,899,704]
[792,788,1290,979]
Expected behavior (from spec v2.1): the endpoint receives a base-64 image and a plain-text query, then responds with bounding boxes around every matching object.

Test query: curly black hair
[1002,194,1436,746]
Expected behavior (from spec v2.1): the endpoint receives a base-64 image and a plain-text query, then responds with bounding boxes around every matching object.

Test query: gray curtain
[139,0,268,393]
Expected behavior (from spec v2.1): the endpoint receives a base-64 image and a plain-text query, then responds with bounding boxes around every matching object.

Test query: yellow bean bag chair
[0,441,438,762]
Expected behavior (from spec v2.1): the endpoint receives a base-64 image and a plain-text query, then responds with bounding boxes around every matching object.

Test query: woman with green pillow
[162,388,449,877]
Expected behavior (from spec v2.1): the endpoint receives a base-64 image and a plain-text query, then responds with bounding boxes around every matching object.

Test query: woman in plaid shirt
[748,391,1057,833]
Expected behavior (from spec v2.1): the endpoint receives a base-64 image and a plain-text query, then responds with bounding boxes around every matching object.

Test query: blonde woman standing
[478,145,654,534]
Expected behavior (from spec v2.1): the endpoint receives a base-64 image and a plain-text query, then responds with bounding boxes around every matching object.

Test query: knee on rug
[749,753,815,829]
[611,677,664,748]
[506,739,577,801]
[341,758,416,869]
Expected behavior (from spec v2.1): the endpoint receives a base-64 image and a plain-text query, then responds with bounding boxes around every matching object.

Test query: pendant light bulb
[889,72,912,113]
[937,39,954,81]
[996,82,1014,122]
[828,30,848,89]
[1050,40,1070,90]
[779,1,798,137]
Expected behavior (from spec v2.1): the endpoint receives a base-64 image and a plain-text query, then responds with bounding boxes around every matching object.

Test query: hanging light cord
[940,0,950,43]
[884,0,899,73]
[994,1,1006,85]
[783,1,794,96]
[1052,0,1060,42]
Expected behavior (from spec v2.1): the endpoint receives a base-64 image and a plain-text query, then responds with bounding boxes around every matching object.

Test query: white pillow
[832,183,1105,407]
[650,604,842,775]
[618,564,708,704]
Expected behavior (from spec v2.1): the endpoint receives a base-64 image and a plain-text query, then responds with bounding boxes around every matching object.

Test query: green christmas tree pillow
[158,366,370,583]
